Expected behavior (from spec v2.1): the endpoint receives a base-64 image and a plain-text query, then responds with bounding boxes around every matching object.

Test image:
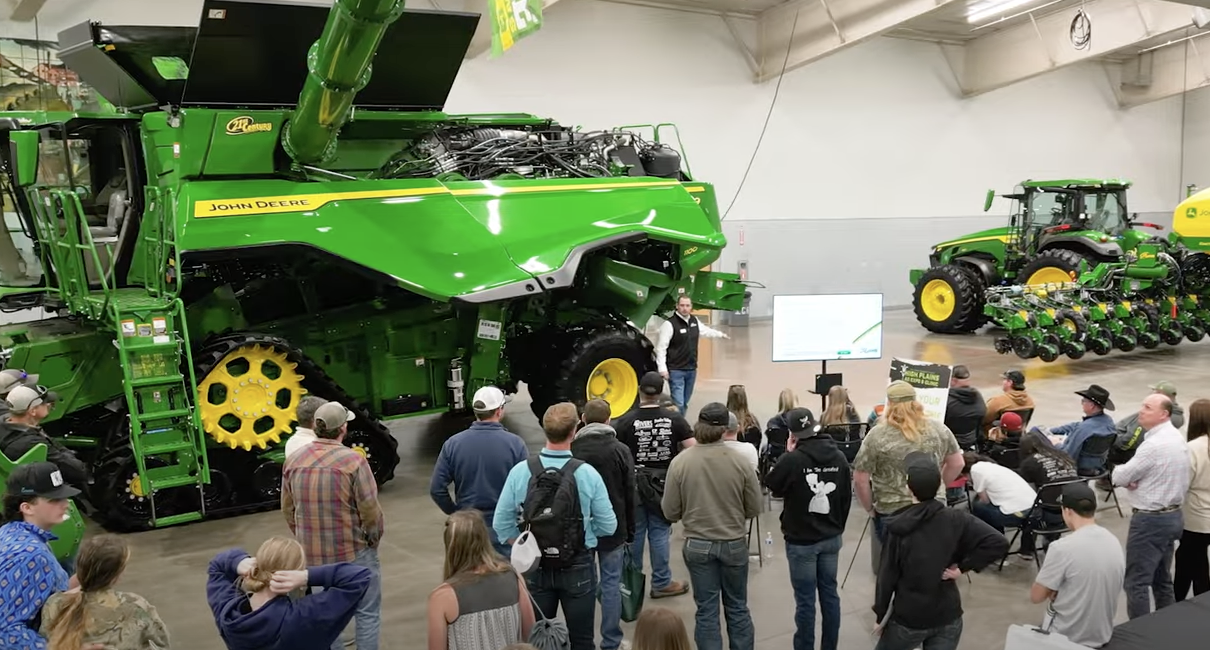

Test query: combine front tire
[912,265,984,334]
[528,324,657,421]
[1020,250,1088,286]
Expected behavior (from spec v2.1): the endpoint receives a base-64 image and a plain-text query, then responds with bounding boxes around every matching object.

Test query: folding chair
[997,477,1084,570]
[1073,434,1123,518]
[746,514,764,568]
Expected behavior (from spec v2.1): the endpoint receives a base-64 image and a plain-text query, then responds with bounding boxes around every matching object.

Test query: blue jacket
[207,548,371,650]
[430,421,528,524]
[1055,412,1116,470]
[0,522,69,650]
[493,449,618,549]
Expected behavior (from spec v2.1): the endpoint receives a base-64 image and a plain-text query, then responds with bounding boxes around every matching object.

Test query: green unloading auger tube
[282,0,407,165]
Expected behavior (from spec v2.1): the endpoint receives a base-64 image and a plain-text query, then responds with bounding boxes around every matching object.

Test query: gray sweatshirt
[1116,403,1186,450]
[662,441,761,540]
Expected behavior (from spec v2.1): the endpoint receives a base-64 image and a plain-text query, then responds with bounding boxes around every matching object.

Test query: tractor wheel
[1115,326,1138,352]
[1063,341,1086,360]
[87,447,187,533]
[195,334,400,486]
[1020,250,1089,286]
[912,265,983,334]
[1038,333,1062,362]
[1012,335,1038,359]
[1161,323,1184,346]
[1139,330,1161,349]
[1184,324,1206,342]
[1054,309,1087,340]
[1084,334,1108,355]
[528,324,656,421]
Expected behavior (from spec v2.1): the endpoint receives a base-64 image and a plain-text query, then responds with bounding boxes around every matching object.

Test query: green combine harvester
[909,179,1165,333]
[0,0,744,543]
[970,191,1210,361]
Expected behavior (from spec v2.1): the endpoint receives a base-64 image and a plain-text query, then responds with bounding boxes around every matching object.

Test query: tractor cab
[0,115,149,313]
[1001,180,1133,267]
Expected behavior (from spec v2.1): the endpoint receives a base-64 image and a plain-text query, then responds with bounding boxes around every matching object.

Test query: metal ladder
[110,297,210,527]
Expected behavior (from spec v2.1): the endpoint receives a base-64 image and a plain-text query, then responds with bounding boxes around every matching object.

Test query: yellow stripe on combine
[194,180,697,218]
[934,234,1015,249]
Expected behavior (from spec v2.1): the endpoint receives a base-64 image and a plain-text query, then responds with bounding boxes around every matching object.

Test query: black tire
[1161,323,1184,346]
[526,324,656,420]
[1063,340,1086,359]
[1019,249,1090,285]
[1184,324,1206,342]
[87,447,187,533]
[195,333,400,486]
[1087,336,1112,356]
[1012,335,1038,359]
[1054,309,1087,340]
[912,265,984,334]
[956,266,992,331]
[1139,330,1161,349]
[1115,325,1138,352]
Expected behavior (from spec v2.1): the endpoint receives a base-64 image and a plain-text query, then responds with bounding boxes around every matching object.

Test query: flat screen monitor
[772,293,884,362]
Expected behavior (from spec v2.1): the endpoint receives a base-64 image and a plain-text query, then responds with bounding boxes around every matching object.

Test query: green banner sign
[489,0,544,57]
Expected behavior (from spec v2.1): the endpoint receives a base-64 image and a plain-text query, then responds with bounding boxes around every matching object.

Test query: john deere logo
[225,116,272,135]
[1188,207,1198,219]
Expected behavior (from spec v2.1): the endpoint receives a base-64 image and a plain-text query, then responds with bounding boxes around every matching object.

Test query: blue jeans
[683,537,753,650]
[326,547,381,650]
[596,546,625,650]
[971,500,1026,533]
[527,552,597,650]
[633,503,673,590]
[875,617,963,650]
[1126,509,1184,619]
[669,368,697,414]
[786,536,843,650]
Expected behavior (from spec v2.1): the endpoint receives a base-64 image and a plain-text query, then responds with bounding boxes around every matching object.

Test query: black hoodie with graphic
[944,387,987,449]
[873,500,1007,630]
[765,435,851,545]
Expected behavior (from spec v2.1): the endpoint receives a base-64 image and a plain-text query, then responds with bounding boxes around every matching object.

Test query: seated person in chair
[0,386,90,491]
[944,366,986,452]
[1044,385,1117,474]
[981,370,1034,436]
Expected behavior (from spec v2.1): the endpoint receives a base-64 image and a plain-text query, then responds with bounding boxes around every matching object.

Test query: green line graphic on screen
[852,321,883,345]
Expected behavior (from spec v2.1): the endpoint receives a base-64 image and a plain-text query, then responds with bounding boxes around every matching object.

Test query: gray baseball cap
[0,369,37,395]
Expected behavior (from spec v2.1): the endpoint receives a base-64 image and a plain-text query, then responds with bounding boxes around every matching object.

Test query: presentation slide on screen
[772,294,884,362]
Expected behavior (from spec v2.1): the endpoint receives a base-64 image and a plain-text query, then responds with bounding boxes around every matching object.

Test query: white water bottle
[764,532,773,558]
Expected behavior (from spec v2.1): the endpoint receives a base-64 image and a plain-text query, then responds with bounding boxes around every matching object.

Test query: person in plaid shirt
[282,401,384,650]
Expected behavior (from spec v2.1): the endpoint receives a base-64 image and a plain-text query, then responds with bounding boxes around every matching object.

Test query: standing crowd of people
[5,343,1210,650]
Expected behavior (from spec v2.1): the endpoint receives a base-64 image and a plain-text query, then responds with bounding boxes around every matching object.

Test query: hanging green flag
[489,0,543,58]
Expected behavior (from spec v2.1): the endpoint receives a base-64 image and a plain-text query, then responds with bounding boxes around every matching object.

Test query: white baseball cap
[471,386,511,411]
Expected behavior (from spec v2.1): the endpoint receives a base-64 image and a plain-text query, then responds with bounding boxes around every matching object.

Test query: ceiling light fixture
[967,0,1040,24]
[970,0,1068,30]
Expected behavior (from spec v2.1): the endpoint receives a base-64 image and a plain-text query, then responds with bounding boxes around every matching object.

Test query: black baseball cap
[786,408,818,437]
[639,371,664,396]
[1002,370,1025,388]
[952,365,970,380]
[5,461,80,500]
[698,402,730,426]
[1058,483,1097,516]
[904,451,940,502]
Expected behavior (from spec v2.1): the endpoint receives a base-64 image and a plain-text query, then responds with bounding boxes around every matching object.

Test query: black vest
[666,314,700,370]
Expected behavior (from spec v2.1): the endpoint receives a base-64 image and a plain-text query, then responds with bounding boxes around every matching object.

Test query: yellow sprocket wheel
[197,344,307,451]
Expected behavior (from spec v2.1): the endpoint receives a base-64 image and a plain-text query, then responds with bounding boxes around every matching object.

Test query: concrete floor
[102,308,1210,649]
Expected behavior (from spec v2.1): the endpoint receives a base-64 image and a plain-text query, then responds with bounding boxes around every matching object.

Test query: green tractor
[0,0,745,539]
[909,179,1166,333]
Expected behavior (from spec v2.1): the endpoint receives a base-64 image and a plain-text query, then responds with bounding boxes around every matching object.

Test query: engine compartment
[369,124,686,182]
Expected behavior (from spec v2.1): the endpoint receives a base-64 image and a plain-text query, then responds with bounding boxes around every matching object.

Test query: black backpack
[521,456,586,568]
